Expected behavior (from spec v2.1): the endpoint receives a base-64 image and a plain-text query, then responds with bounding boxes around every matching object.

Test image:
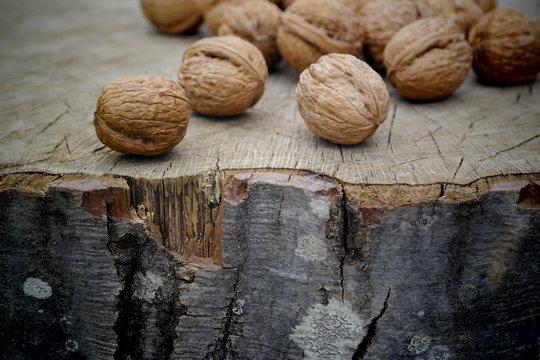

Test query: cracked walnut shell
[359,0,422,69]
[94,76,190,156]
[205,0,282,67]
[277,0,364,72]
[140,0,202,34]
[178,36,268,116]
[384,17,472,101]
[296,54,390,145]
[468,9,540,85]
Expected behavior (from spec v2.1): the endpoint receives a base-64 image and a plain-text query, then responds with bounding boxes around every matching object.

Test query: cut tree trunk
[1,173,539,359]
[1,0,539,359]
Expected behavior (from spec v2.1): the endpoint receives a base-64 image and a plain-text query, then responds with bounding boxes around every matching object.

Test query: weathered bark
[1,172,538,359]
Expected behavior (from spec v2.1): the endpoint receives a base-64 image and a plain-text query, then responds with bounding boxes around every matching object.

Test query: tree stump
[1,0,539,359]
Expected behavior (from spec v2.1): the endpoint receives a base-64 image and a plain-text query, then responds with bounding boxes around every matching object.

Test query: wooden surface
[1,0,539,185]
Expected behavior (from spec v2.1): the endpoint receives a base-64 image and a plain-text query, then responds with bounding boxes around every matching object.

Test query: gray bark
[1,173,538,359]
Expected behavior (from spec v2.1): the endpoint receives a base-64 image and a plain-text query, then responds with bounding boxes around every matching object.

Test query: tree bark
[1,172,538,359]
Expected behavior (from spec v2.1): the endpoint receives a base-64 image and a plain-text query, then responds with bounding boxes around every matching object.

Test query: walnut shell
[178,36,268,116]
[341,0,379,14]
[200,0,281,14]
[140,0,202,34]
[384,17,472,101]
[94,76,190,156]
[277,0,364,72]
[468,9,540,85]
[284,0,376,12]
[205,0,282,67]
[474,0,496,13]
[296,54,390,145]
[359,0,422,69]
[414,0,483,34]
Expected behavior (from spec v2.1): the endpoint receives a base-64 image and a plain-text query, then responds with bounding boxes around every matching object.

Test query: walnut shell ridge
[178,36,268,116]
[200,0,281,14]
[277,0,364,72]
[284,0,378,12]
[469,9,540,85]
[205,0,282,68]
[296,54,390,145]
[341,0,380,14]
[94,76,190,156]
[384,17,472,101]
[414,0,484,34]
[359,0,422,69]
[140,0,202,34]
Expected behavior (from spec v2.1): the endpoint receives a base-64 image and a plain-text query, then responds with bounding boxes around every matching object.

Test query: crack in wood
[387,104,397,146]
[340,183,350,301]
[109,157,122,173]
[106,214,190,359]
[415,125,442,142]
[479,134,540,163]
[429,131,443,159]
[390,157,427,168]
[439,184,446,199]
[352,288,391,360]
[37,110,69,136]
[63,135,72,157]
[452,157,464,182]
[206,268,241,359]
[459,114,488,146]
[102,198,144,360]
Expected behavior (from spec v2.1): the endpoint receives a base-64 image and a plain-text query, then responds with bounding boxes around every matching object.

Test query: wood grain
[0,0,538,186]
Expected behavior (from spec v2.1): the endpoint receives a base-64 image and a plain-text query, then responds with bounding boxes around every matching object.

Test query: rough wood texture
[1,173,539,359]
[0,0,539,185]
[0,177,134,359]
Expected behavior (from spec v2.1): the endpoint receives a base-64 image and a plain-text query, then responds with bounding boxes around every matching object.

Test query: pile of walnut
[93,0,540,155]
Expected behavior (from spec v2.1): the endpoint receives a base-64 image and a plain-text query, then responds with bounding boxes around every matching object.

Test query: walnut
[140,0,202,34]
[296,54,390,145]
[284,0,377,12]
[383,17,472,101]
[276,0,364,72]
[474,0,496,13]
[205,0,282,68]
[94,76,190,156]
[414,0,483,33]
[359,0,422,69]
[200,0,281,14]
[341,0,379,14]
[178,36,268,116]
[468,9,540,85]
